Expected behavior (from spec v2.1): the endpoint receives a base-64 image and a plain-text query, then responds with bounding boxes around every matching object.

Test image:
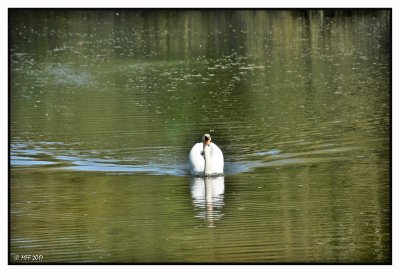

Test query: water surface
[10,9,391,264]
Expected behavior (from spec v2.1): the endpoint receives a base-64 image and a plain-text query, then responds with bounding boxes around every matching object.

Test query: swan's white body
[189,142,224,176]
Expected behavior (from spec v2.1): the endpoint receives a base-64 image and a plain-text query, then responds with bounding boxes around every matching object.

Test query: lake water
[9,9,391,264]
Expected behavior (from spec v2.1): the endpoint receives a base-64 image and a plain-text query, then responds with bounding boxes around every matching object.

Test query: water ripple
[10,140,358,176]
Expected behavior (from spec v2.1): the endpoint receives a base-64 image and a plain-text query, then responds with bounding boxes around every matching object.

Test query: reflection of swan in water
[189,134,224,176]
[190,176,225,227]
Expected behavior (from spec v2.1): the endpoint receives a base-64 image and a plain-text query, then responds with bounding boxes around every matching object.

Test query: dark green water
[9,9,391,263]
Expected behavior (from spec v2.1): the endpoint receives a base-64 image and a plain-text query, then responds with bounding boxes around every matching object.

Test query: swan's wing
[189,143,205,174]
[210,143,224,173]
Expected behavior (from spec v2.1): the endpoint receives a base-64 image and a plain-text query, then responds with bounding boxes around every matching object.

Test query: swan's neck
[203,144,212,175]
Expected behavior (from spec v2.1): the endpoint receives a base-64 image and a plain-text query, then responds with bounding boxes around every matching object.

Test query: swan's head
[202,134,211,145]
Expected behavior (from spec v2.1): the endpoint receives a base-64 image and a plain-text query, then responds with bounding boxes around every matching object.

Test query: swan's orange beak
[203,135,211,145]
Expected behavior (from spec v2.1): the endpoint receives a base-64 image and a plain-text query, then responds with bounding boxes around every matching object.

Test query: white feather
[189,142,224,176]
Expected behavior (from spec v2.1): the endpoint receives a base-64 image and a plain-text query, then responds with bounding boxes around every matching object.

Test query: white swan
[189,134,224,176]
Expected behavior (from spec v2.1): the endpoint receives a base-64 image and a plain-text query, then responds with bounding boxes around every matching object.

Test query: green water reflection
[10,9,390,263]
